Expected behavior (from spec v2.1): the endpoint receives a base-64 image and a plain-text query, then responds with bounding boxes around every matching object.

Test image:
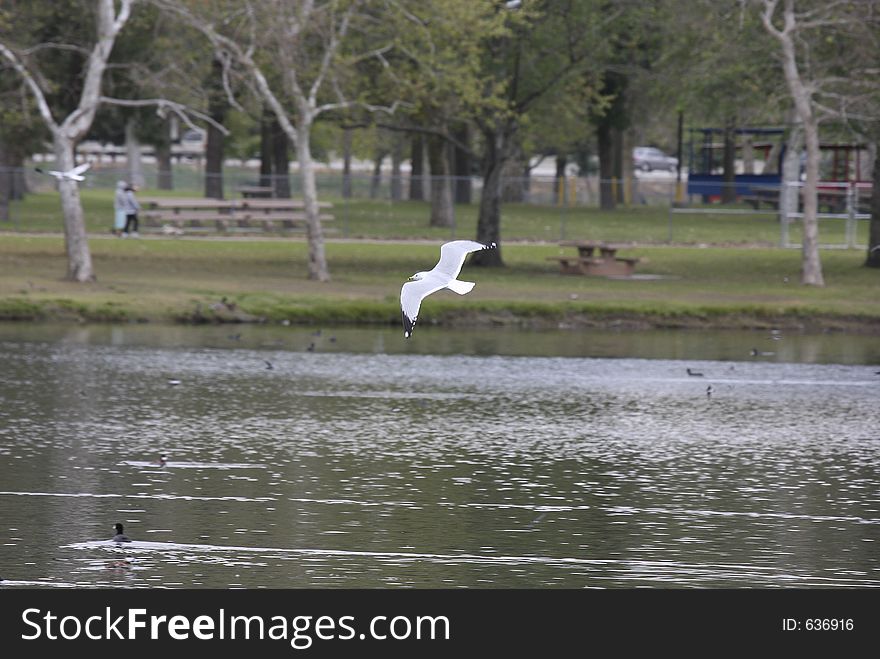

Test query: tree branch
[99,96,231,135]
[0,41,59,132]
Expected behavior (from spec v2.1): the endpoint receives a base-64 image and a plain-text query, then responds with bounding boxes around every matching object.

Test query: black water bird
[686,368,704,377]
[706,385,713,398]
[112,523,131,543]
[264,360,274,370]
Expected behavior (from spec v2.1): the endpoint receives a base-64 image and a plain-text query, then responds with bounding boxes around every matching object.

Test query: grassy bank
[5,187,872,246]
[1,234,878,332]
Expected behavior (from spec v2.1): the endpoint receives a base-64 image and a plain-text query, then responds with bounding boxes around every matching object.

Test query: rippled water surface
[0,323,878,588]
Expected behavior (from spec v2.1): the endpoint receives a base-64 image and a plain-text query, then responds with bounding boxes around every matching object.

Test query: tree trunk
[155,116,173,190]
[409,135,424,201]
[764,2,824,286]
[453,123,472,204]
[799,116,824,285]
[0,144,9,222]
[597,122,615,210]
[555,155,567,205]
[272,118,290,198]
[779,120,802,225]
[369,149,385,199]
[613,128,625,204]
[54,136,94,282]
[721,119,737,204]
[259,106,273,188]
[866,143,880,268]
[205,58,226,200]
[342,127,353,199]
[472,126,505,267]
[295,118,329,281]
[390,132,404,201]
[125,117,144,188]
[743,136,754,174]
[427,133,453,227]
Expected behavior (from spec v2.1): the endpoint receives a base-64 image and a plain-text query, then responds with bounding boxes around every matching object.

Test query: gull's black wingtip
[402,311,416,339]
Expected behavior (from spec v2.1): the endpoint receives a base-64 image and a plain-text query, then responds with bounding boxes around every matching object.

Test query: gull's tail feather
[446,279,475,295]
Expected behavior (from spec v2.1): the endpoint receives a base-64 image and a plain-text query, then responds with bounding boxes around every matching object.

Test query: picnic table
[138,197,334,234]
[237,185,274,198]
[549,240,642,277]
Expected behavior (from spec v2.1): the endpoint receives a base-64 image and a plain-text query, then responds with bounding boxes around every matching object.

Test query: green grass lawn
[1,234,877,330]
[5,186,871,248]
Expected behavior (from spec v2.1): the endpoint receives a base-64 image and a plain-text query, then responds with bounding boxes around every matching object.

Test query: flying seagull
[400,240,496,338]
[35,162,91,182]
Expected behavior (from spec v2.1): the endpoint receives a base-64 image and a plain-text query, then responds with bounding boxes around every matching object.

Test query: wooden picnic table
[549,240,642,277]
[138,196,335,234]
[236,185,274,198]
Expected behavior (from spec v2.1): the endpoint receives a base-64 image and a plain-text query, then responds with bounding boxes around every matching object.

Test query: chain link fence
[0,160,872,248]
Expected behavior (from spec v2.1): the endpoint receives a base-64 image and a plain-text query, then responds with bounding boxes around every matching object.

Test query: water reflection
[0,323,878,588]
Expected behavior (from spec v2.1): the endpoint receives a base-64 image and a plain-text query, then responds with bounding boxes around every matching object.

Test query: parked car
[633,146,678,172]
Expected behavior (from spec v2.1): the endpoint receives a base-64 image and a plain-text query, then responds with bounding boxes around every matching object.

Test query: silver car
[633,146,678,172]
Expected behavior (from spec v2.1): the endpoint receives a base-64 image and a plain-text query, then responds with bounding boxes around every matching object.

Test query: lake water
[0,323,878,588]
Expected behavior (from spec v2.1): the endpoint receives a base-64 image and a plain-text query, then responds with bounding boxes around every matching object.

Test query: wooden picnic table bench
[138,197,335,234]
[549,240,642,277]
[236,185,274,198]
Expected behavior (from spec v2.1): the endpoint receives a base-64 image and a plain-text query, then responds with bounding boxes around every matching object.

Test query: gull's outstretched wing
[432,240,495,279]
[69,162,91,176]
[400,275,447,338]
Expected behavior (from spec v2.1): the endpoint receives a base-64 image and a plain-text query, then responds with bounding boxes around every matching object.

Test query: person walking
[122,183,141,238]
[113,180,128,236]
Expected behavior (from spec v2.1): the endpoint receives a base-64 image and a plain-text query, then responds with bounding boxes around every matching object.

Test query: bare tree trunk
[472,125,506,267]
[743,136,755,174]
[555,155,567,204]
[597,122,615,210]
[342,127,353,199]
[612,128,625,204]
[390,132,404,201]
[54,137,94,282]
[370,149,386,199]
[272,118,290,198]
[125,117,144,187]
[762,0,824,286]
[205,58,225,200]
[409,135,424,201]
[427,133,453,227]
[156,116,173,190]
[295,119,329,282]
[259,106,273,188]
[779,118,802,224]
[0,144,9,222]
[453,123,472,204]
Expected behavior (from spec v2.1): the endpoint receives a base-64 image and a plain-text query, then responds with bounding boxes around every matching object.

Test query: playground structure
[685,126,872,212]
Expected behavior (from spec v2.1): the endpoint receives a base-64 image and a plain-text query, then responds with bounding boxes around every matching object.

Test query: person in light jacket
[121,183,141,238]
[113,181,128,236]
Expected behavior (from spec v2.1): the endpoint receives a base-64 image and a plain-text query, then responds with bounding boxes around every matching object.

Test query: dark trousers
[124,214,138,233]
